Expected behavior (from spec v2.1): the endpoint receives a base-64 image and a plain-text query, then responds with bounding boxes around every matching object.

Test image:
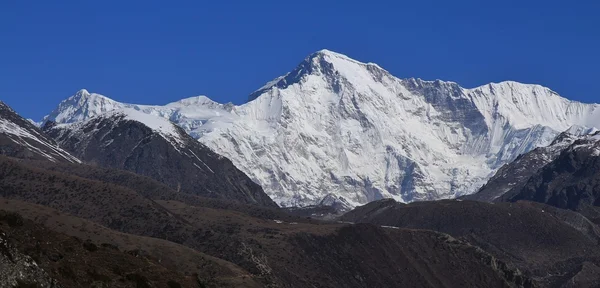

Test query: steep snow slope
[0,102,79,163]
[42,50,600,207]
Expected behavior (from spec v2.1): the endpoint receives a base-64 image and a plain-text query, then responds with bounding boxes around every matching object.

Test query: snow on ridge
[167,95,218,107]
[467,81,600,131]
[97,108,186,148]
[121,109,182,140]
[0,118,80,163]
[567,130,600,155]
[42,89,123,125]
[254,75,287,93]
[315,49,384,69]
[45,89,236,132]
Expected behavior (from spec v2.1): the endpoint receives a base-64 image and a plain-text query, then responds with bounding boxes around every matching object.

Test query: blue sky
[1,0,598,120]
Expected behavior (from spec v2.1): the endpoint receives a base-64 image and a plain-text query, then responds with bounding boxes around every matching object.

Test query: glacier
[41,49,600,207]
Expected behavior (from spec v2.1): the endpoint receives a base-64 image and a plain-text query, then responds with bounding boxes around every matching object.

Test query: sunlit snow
[41,50,600,208]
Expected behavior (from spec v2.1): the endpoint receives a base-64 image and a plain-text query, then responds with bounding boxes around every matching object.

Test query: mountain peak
[69,89,113,103]
[42,89,120,125]
[248,49,386,101]
[472,81,558,97]
[168,95,216,107]
[313,48,336,55]
[75,88,90,97]
[312,49,385,70]
[311,49,352,60]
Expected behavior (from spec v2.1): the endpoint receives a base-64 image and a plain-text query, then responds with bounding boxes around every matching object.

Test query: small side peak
[311,49,353,61]
[487,81,546,90]
[68,89,114,104]
[69,89,92,100]
[314,49,338,56]
[76,88,90,96]
[171,95,216,106]
[471,81,557,96]
[41,89,118,125]
[314,48,332,54]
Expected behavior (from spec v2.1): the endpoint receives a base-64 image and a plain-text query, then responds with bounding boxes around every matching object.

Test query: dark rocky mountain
[465,129,590,202]
[0,101,79,163]
[468,130,600,224]
[43,109,277,207]
[341,199,600,287]
[507,134,600,223]
[0,155,531,287]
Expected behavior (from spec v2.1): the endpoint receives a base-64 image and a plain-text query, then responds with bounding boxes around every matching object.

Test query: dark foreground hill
[341,199,600,287]
[0,155,530,287]
[0,209,201,287]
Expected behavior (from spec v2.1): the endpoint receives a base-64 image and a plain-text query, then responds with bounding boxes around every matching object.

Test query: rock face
[0,229,58,288]
[41,50,600,207]
[0,102,79,163]
[470,130,600,223]
[506,133,600,223]
[43,109,277,207]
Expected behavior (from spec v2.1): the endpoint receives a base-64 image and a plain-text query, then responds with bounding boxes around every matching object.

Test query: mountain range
[0,98,538,287]
[40,49,600,207]
[3,49,600,287]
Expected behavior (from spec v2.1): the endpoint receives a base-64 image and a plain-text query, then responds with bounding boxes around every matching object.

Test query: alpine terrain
[43,108,277,207]
[2,52,600,287]
[0,101,534,287]
[41,50,600,207]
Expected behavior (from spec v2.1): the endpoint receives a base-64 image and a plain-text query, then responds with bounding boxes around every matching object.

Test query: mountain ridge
[469,129,600,224]
[44,108,278,207]
[40,49,600,207]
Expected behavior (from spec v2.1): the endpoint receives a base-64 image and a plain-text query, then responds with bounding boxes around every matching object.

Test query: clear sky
[1,0,598,120]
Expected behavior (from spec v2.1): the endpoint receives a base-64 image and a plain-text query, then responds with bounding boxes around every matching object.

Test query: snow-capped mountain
[41,50,600,207]
[41,89,236,139]
[43,108,277,207]
[0,101,79,163]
